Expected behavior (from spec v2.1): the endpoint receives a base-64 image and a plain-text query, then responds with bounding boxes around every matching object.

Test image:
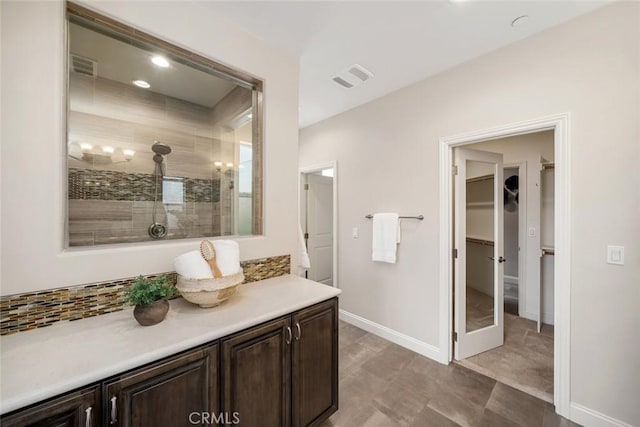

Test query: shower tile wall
[68,73,250,246]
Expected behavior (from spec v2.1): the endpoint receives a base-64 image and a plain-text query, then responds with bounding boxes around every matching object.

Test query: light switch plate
[607,245,624,265]
[528,227,536,237]
[352,227,359,239]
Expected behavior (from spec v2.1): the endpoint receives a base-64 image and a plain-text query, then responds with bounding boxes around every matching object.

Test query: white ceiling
[203,0,610,128]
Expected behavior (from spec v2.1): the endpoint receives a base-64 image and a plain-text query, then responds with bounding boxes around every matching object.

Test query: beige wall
[300,2,639,424]
[0,1,299,294]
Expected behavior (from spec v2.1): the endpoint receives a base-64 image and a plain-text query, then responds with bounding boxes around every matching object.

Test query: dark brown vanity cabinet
[1,385,99,427]
[102,343,218,427]
[291,300,338,426]
[1,298,338,427]
[221,298,338,427]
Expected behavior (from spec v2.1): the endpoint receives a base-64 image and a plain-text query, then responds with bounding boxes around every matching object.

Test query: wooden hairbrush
[200,240,223,278]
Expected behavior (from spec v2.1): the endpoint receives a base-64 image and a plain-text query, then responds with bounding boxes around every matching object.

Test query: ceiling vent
[70,54,98,77]
[332,64,374,89]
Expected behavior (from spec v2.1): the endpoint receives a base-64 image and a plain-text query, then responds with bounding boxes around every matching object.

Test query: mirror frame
[65,1,264,246]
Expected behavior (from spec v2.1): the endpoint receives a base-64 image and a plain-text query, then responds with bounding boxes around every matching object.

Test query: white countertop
[0,275,340,415]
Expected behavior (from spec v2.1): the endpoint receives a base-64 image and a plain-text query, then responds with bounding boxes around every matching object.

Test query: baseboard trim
[570,402,634,427]
[339,309,444,364]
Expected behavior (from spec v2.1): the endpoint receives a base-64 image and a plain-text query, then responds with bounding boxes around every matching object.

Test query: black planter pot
[133,299,170,326]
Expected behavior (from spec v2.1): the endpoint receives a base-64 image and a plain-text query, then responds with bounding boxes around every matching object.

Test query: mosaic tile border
[0,254,290,336]
[68,168,221,203]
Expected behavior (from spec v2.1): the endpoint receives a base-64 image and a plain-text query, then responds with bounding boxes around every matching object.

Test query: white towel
[298,224,311,276]
[212,240,242,276]
[372,213,401,263]
[173,250,214,279]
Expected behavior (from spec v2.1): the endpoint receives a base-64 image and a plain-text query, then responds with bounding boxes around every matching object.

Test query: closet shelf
[466,201,495,207]
[467,237,494,247]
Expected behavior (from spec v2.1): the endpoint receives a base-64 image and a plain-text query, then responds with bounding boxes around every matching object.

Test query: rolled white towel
[173,250,214,279]
[213,240,241,276]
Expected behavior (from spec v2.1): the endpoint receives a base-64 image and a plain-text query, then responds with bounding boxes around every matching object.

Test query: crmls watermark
[189,412,240,425]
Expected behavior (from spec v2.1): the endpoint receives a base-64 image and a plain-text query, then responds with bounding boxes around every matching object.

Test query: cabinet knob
[85,406,92,427]
[294,323,301,341]
[110,396,118,425]
[286,326,292,345]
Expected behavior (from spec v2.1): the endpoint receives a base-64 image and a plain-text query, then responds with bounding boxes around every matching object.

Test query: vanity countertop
[0,274,341,415]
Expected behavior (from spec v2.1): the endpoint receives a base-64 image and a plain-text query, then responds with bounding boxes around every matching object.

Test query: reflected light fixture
[151,55,170,68]
[133,80,151,89]
[69,143,135,164]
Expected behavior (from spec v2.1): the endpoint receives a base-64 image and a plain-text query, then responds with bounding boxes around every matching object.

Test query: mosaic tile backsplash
[0,254,290,336]
[68,168,221,203]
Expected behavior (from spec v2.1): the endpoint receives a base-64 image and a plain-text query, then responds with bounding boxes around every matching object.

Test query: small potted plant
[124,275,175,326]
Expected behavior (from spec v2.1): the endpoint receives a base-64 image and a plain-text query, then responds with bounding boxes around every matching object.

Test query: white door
[454,148,504,359]
[305,174,333,285]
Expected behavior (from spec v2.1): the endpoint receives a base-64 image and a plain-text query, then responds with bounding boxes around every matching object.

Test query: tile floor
[463,287,554,402]
[322,321,577,427]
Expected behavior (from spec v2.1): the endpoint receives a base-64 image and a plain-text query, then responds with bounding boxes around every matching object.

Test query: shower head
[151,141,172,156]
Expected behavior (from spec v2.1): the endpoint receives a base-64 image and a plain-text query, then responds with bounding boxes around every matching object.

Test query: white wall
[300,2,639,425]
[0,1,299,295]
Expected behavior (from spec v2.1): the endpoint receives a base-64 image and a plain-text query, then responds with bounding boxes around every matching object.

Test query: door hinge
[452,165,458,176]
[453,248,458,259]
[453,331,458,342]
[304,233,309,239]
[304,183,309,190]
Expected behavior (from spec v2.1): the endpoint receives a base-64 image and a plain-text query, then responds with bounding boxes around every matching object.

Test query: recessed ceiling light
[511,15,530,27]
[133,80,151,89]
[151,55,170,68]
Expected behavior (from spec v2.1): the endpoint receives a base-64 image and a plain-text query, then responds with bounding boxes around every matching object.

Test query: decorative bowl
[176,271,244,308]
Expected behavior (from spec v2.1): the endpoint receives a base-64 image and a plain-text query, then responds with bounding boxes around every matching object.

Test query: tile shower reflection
[66,19,257,246]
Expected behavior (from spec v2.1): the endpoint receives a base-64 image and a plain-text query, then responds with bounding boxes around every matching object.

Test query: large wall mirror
[66,3,263,247]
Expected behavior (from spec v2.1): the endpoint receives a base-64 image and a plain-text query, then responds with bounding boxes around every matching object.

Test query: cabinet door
[103,344,218,427]
[221,317,291,427]
[1,385,99,427]
[292,299,338,427]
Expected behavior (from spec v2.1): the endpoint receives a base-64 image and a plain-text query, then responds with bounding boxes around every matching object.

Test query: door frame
[299,161,339,288]
[439,113,571,417]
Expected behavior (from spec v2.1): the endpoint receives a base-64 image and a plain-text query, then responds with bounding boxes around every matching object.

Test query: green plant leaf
[124,275,176,306]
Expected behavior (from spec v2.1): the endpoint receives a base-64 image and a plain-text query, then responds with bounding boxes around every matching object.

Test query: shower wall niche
[66,5,262,247]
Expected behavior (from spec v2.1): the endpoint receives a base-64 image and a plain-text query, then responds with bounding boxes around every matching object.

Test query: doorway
[454,132,555,403]
[439,114,571,417]
[299,162,338,287]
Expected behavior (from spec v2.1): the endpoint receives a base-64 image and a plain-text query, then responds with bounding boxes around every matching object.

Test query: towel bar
[365,214,424,220]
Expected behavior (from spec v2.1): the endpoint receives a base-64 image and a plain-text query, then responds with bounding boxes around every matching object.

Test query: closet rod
[365,214,424,220]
